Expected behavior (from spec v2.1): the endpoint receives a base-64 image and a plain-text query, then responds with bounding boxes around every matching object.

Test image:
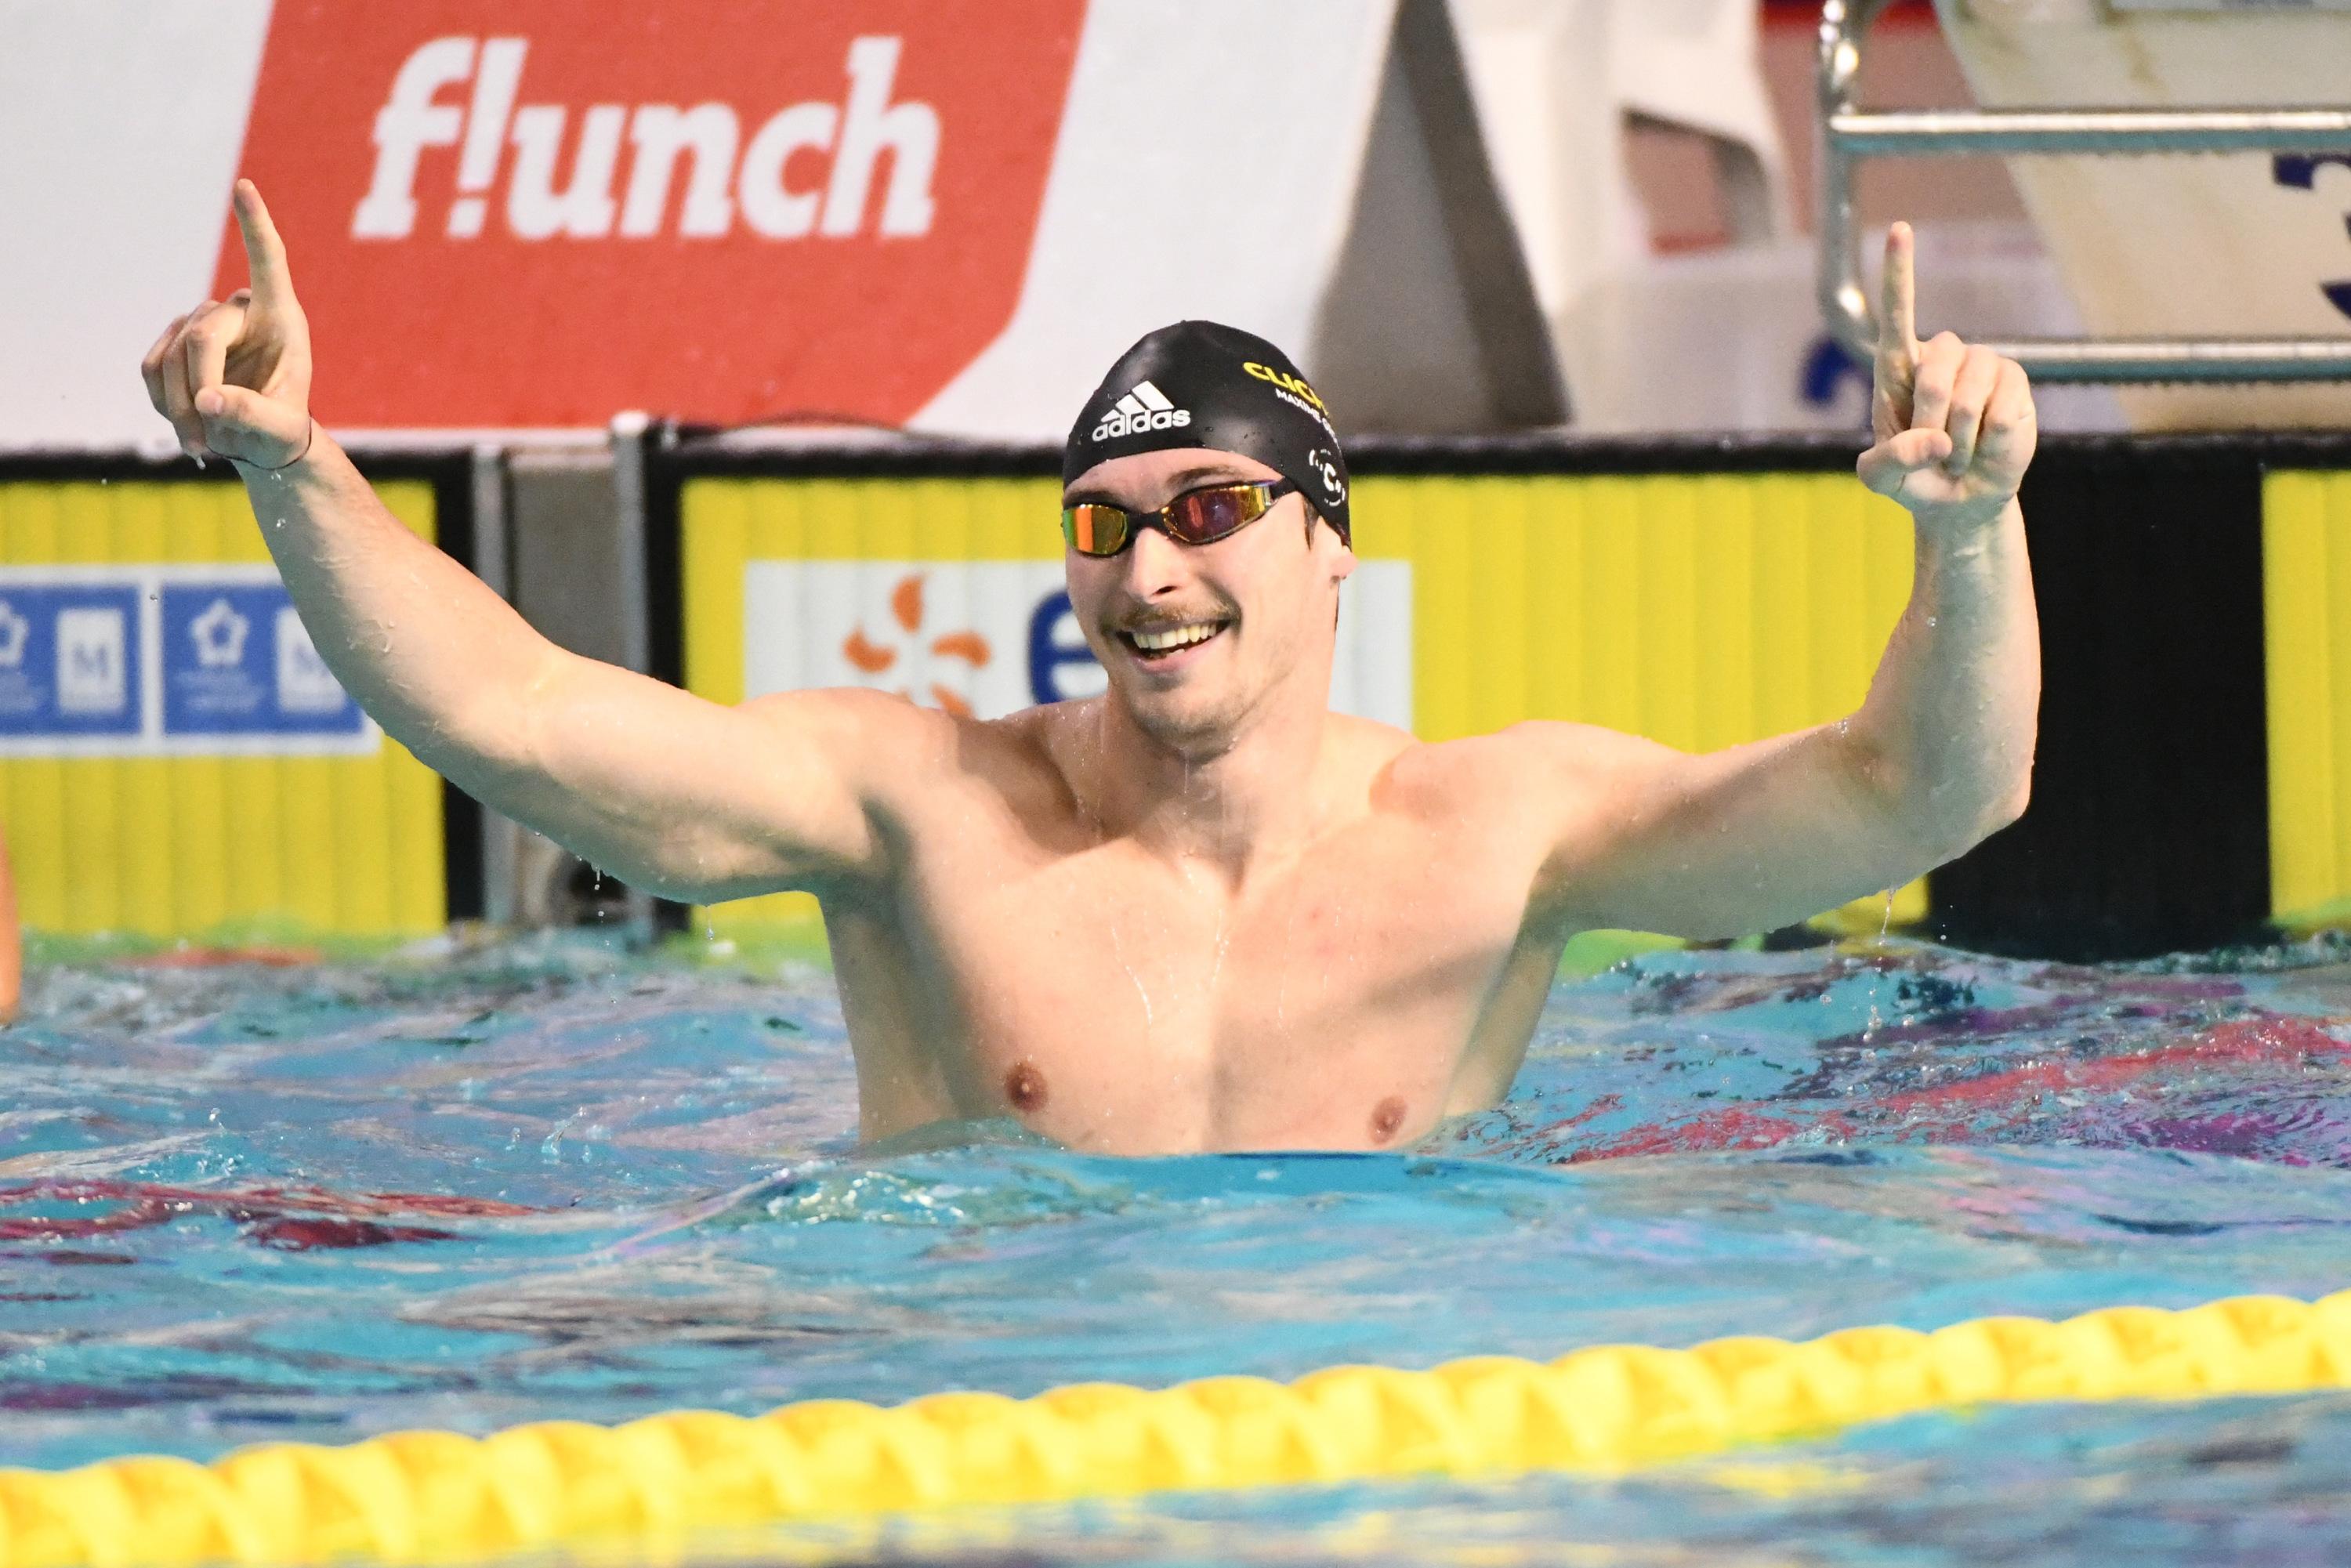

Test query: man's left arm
[1527,223,2041,940]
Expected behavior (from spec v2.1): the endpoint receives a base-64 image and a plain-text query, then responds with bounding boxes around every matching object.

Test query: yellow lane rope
[6,1287,2349,1567]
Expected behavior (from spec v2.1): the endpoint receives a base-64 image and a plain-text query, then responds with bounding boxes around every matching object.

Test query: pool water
[6,931,2351,1564]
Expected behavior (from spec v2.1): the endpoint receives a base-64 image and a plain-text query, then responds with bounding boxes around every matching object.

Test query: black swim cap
[1062,320,1351,546]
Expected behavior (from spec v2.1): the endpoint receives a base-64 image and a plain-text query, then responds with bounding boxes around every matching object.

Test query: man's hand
[140,179,313,470]
[1857,222,2038,532]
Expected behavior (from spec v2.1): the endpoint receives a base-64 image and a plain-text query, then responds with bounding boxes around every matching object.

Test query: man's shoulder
[933,697,1090,811]
[1375,719,1676,808]
[735,684,958,760]
[735,686,1082,829]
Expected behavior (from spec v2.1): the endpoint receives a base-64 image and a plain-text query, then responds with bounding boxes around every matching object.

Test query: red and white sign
[215,2,1084,430]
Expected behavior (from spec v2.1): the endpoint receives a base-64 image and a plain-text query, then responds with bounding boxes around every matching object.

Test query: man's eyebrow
[1162,462,1252,489]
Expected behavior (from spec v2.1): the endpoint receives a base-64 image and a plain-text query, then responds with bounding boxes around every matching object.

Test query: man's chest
[864,814,1552,1150]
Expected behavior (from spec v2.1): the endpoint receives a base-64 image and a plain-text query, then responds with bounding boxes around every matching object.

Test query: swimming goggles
[1061,479,1298,557]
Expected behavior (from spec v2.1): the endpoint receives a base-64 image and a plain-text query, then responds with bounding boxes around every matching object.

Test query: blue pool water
[6,932,2351,1564]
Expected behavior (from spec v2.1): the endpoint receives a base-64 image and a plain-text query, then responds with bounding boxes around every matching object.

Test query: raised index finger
[232,179,295,308]
[1878,220,1918,371]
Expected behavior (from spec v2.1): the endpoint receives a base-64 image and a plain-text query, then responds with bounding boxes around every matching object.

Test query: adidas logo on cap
[1091,379,1193,441]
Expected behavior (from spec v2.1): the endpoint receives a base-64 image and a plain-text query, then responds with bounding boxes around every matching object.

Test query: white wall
[0,2,273,452]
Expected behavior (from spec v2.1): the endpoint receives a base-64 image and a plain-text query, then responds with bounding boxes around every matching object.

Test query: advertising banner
[740,559,1412,727]
[0,566,374,757]
[680,476,1411,726]
[6,0,1482,448]
[0,475,447,940]
[218,0,1085,431]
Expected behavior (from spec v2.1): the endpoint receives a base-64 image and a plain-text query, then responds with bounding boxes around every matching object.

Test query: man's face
[1062,447,1355,749]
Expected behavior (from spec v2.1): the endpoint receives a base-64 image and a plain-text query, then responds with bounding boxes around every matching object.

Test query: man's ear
[1322,523,1357,584]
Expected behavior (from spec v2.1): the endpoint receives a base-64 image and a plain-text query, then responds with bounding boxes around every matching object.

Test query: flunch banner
[216,0,1085,429]
[13,1,1423,447]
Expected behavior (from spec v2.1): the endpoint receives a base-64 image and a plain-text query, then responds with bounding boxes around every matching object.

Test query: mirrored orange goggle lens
[1062,504,1130,556]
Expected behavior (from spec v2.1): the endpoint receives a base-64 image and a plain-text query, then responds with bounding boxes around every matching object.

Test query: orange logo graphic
[841,572,990,715]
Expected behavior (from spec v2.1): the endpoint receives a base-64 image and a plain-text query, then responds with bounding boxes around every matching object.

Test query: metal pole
[607,412,657,943]
[1817,0,1889,371]
[468,444,520,929]
[1975,338,2351,385]
[610,411,653,677]
[1828,107,2351,159]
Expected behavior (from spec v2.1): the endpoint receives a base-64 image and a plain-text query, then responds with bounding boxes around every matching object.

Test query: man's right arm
[146,179,914,902]
[245,435,915,900]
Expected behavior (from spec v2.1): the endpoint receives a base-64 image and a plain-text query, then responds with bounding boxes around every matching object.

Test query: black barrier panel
[1934,437,2291,961]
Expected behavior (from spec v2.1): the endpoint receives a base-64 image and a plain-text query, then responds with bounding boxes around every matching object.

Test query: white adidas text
[1090,380,1192,441]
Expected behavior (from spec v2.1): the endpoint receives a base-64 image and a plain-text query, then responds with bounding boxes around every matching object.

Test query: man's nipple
[1005,1060,1049,1114]
[1369,1095,1407,1144]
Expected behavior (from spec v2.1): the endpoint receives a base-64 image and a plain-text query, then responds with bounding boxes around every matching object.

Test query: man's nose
[1123,521,1189,597]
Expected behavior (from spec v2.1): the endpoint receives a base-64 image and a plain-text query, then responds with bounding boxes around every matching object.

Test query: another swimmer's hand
[140,179,314,472]
[1856,222,2038,534]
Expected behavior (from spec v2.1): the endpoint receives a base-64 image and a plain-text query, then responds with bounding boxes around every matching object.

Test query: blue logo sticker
[161,584,361,738]
[0,585,144,737]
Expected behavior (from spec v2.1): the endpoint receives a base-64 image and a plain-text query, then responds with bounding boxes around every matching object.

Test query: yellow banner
[0,478,445,942]
[2262,469,2351,926]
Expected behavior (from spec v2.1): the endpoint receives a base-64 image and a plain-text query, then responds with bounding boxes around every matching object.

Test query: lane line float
[5,1287,2347,1566]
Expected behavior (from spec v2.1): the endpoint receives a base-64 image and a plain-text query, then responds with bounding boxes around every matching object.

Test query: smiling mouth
[1118,619,1230,662]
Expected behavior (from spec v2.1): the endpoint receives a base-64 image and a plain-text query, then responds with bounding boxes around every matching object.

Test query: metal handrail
[1817,0,2351,383]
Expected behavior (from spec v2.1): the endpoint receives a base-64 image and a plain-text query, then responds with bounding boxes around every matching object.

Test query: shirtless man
[144,181,2038,1153]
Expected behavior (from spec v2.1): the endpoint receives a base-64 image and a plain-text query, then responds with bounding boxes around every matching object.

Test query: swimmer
[141,183,2038,1153]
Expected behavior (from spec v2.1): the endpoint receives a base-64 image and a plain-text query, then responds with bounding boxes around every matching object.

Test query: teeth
[1131,622,1220,653]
